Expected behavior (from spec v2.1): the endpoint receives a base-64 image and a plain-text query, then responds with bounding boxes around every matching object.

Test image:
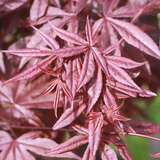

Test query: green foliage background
[126,91,160,160]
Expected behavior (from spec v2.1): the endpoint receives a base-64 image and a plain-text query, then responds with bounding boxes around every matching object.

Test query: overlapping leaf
[87,67,103,113]
[107,17,160,59]
[0,131,80,160]
[30,0,48,21]
[53,102,86,130]
[88,112,103,156]
[100,144,118,160]
[0,80,53,125]
[47,135,88,156]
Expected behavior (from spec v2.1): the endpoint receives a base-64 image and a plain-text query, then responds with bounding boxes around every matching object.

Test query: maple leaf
[48,112,132,160]
[50,16,150,101]
[39,69,74,117]
[0,131,80,160]
[1,25,58,84]
[102,97,130,124]
[0,80,53,126]
[47,112,104,159]
[0,1,160,160]
[107,17,160,60]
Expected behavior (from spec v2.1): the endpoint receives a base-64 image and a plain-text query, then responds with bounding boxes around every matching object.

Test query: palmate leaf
[1,22,63,83]
[0,81,44,126]
[49,17,110,81]
[41,78,73,117]
[0,131,80,160]
[107,17,160,59]
[1,1,160,160]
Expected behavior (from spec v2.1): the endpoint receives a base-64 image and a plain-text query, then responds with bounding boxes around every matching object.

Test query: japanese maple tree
[0,0,160,160]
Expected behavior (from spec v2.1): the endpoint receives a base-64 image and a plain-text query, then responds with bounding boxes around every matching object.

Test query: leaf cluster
[0,0,160,159]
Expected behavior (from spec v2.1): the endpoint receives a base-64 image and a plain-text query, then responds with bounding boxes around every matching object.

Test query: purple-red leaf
[85,16,93,46]
[100,144,118,160]
[59,81,73,101]
[139,88,157,97]
[103,87,117,110]
[47,135,88,155]
[107,17,160,59]
[30,0,48,21]
[106,56,145,69]
[2,48,53,57]
[53,85,60,117]
[50,23,88,46]
[4,55,56,84]
[47,7,75,17]
[87,67,103,113]
[0,53,5,73]
[128,120,160,135]
[106,79,139,97]
[111,136,133,160]
[77,50,95,91]
[53,103,86,130]
[0,131,80,160]
[52,46,87,58]
[88,112,103,156]
[65,59,80,97]
[108,62,142,91]
[92,47,109,76]
[32,25,59,50]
